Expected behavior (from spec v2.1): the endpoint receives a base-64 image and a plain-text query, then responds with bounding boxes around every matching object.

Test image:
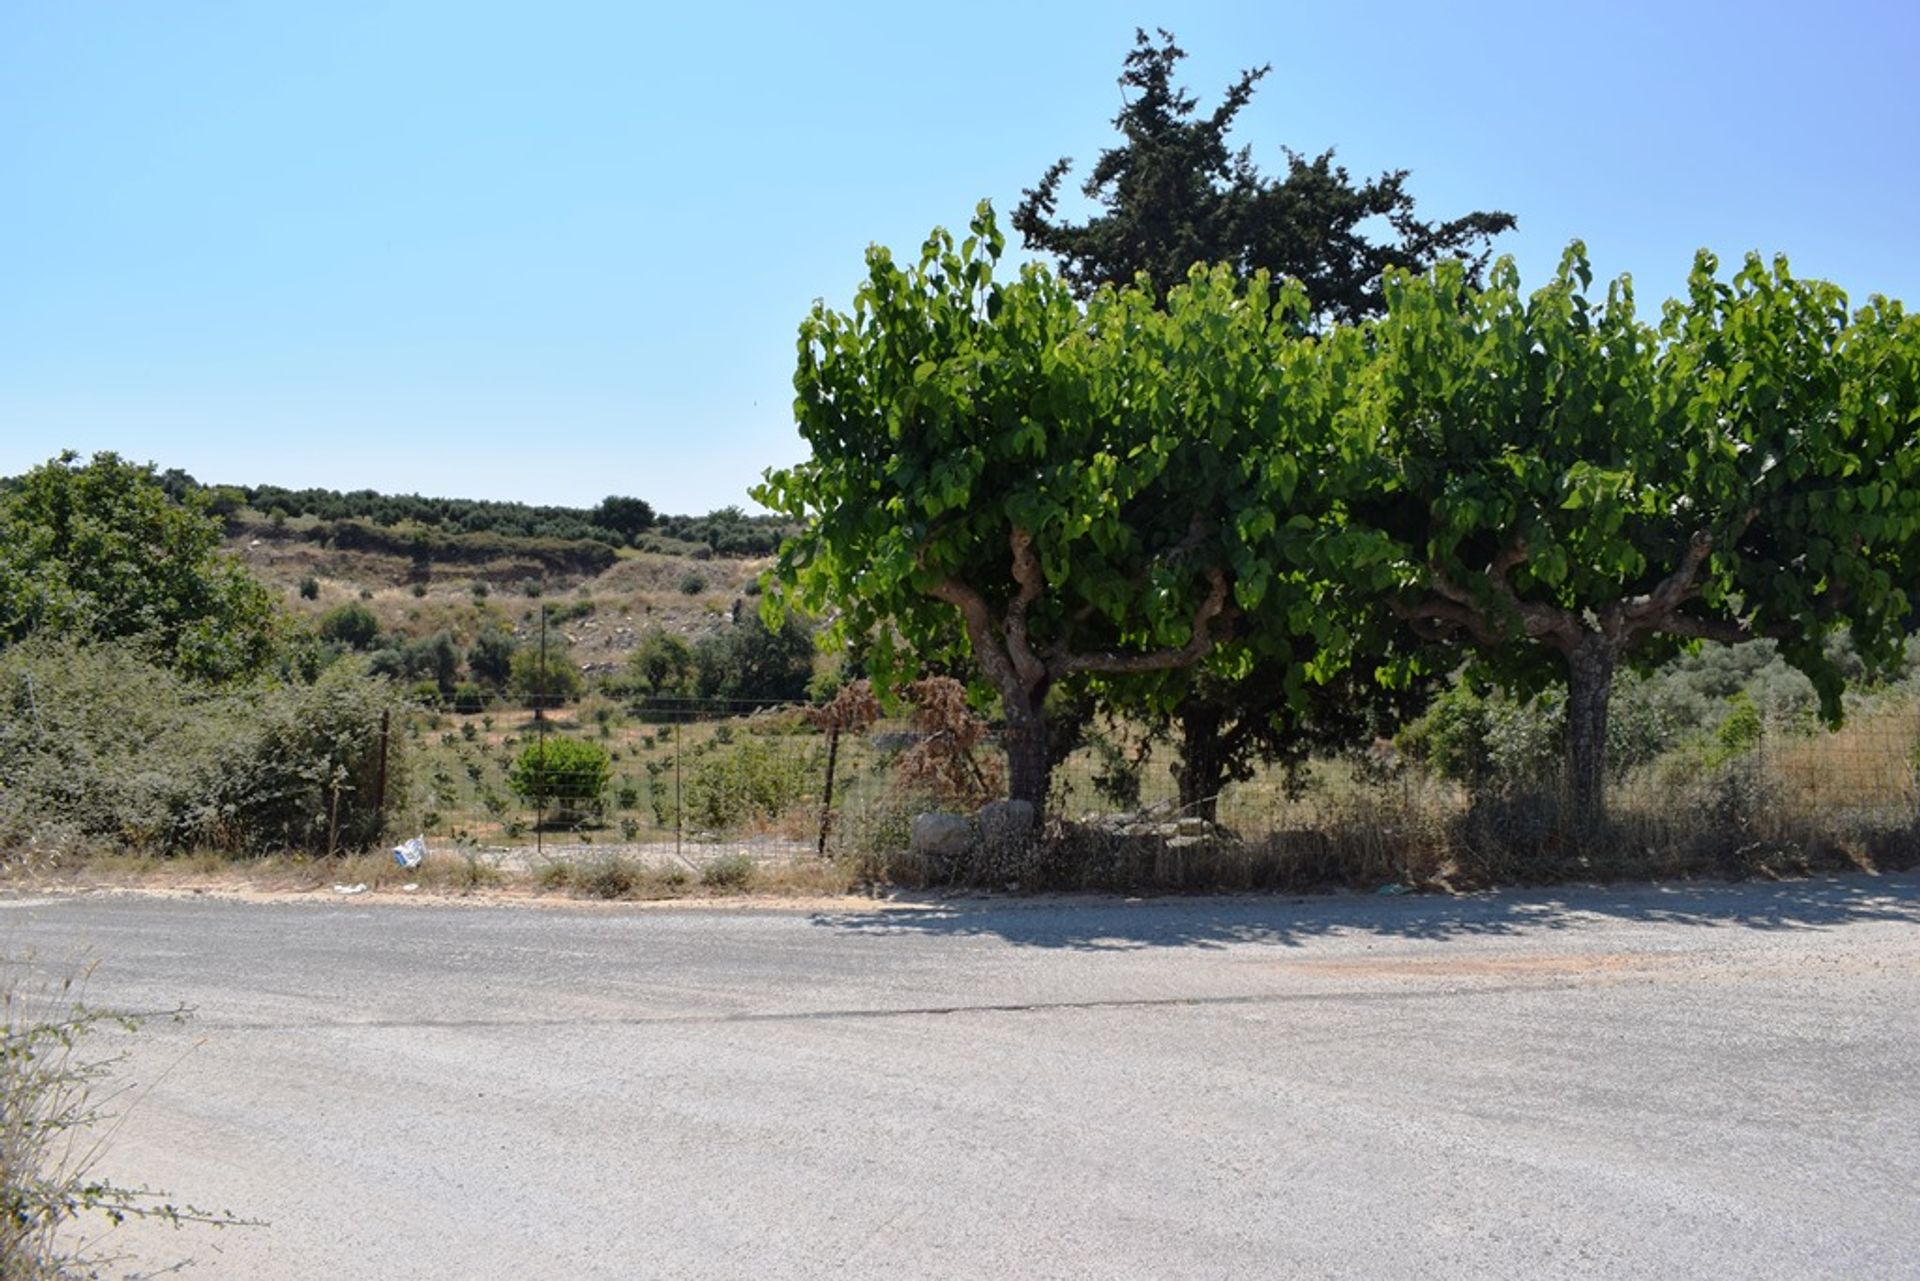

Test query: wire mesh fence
[397,691,1920,881]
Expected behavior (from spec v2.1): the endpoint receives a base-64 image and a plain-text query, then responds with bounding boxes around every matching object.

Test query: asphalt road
[6,876,1918,1279]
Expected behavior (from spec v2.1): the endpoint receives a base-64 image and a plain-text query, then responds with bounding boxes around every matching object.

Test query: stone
[978,798,1036,848]
[910,813,973,861]
[1174,817,1211,837]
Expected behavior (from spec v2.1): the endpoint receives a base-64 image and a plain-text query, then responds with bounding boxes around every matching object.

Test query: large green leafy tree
[0,451,279,681]
[1348,249,1920,822]
[757,205,1339,808]
[1013,28,1515,324]
[1015,28,1511,813]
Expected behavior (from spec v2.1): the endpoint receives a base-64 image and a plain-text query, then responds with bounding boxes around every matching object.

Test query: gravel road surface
[5,876,1917,1279]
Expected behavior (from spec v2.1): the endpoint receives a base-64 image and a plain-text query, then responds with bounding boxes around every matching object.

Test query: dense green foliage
[765,204,1920,820]
[691,611,816,704]
[1347,247,1920,816]
[758,204,1352,803]
[0,640,406,855]
[507,736,611,816]
[0,453,279,681]
[168,474,794,557]
[1013,29,1514,323]
[508,641,583,708]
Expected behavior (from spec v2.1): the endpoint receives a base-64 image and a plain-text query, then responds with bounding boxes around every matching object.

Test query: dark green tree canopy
[1013,28,1516,323]
[0,451,279,681]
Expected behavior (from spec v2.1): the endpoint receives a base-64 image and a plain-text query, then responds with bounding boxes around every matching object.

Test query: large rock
[910,812,974,861]
[978,798,1037,848]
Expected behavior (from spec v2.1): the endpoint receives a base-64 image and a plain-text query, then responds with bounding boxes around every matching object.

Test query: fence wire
[397,694,1920,876]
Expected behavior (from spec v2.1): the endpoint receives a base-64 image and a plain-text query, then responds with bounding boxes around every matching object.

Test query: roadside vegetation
[3,32,1918,902]
[0,960,246,1279]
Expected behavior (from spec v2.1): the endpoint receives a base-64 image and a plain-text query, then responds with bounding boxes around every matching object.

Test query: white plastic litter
[392,836,427,869]
[333,883,368,895]
[401,883,420,892]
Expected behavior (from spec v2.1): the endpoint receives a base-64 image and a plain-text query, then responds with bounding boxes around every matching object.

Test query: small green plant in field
[682,740,817,831]
[507,738,611,818]
[534,860,573,891]
[297,574,320,600]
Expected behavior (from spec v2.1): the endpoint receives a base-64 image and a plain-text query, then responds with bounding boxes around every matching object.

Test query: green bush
[317,602,380,650]
[450,682,489,714]
[508,644,582,708]
[507,737,611,818]
[681,739,817,830]
[0,639,407,857]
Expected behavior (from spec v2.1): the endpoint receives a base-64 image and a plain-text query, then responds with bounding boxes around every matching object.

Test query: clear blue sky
[4,1,1916,513]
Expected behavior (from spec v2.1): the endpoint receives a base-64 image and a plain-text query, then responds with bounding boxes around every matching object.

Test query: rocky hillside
[226,512,774,676]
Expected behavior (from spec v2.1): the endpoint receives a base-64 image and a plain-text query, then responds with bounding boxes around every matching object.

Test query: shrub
[0,640,407,857]
[691,612,815,704]
[679,571,707,595]
[468,628,516,688]
[298,574,320,600]
[0,962,239,1277]
[508,644,583,709]
[700,852,755,890]
[450,682,489,714]
[507,737,611,818]
[577,854,639,899]
[681,739,817,831]
[317,601,380,650]
[627,628,695,697]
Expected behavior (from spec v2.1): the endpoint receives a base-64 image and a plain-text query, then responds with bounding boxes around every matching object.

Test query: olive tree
[756,205,1338,808]
[1347,247,1920,823]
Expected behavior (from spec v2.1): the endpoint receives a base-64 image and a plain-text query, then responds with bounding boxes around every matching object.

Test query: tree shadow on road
[806,873,1920,952]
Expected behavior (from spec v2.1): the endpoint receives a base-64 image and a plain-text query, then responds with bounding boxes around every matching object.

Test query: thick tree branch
[1389,594,1504,645]
[1490,532,1529,584]
[1058,569,1233,677]
[928,576,1025,701]
[1002,527,1049,691]
[1615,529,1714,635]
[1413,557,1582,652]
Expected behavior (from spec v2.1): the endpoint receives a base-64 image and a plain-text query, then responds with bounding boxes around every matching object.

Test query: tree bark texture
[1389,524,1759,831]
[1175,698,1226,822]
[930,526,1232,810]
[1563,635,1618,830]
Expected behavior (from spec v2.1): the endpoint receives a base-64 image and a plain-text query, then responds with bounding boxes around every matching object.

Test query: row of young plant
[757,205,1920,836]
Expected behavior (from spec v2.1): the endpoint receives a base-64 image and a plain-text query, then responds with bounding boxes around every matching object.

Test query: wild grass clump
[699,853,756,891]
[575,854,642,899]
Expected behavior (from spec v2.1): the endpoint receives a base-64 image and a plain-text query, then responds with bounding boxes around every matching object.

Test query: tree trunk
[1175,697,1226,822]
[1003,697,1052,809]
[1564,636,1617,831]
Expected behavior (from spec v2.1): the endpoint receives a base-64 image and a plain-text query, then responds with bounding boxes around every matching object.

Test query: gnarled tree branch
[1058,569,1234,677]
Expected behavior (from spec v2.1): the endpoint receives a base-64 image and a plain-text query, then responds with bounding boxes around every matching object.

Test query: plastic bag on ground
[392,836,427,869]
